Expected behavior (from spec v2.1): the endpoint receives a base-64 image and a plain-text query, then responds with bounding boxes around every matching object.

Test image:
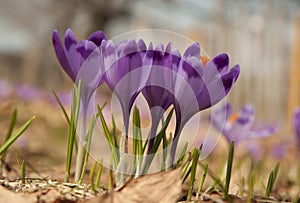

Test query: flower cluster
[52,29,240,168]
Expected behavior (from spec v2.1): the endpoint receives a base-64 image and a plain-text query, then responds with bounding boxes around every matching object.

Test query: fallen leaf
[82,169,183,203]
[0,185,35,203]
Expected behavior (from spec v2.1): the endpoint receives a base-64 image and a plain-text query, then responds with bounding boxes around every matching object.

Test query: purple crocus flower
[52,28,108,120]
[52,29,107,83]
[138,42,239,165]
[141,43,175,154]
[52,29,107,182]
[211,103,275,145]
[103,39,151,138]
[170,43,240,164]
[293,108,300,150]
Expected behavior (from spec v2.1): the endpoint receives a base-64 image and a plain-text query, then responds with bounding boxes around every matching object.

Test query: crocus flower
[52,29,108,112]
[141,43,175,154]
[170,43,240,164]
[52,28,108,130]
[52,29,107,82]
[103,39,151,138]
[138,42,239,165]
[211,103,275,145]
[52,29,107,182]
[293,108,300,150]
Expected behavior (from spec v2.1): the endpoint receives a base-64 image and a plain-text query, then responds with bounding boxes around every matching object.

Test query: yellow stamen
[200,55,210,67]
[228,113,238,124]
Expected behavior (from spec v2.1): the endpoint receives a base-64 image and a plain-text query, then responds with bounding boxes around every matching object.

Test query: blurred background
[1,0,299,124]
[0,0,300,165]
[1,1,300,194]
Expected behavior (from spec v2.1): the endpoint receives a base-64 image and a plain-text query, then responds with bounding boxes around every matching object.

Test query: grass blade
[89,161,98,194]
[265,171,274,197]
[187,148,200,201]
[132,106,143,176]
[111,115,119,149]
[65,81,81,182]
[161,132,169,171]
[273,162,280,184]
[21,160,26,184]
[174,142,188,168]
[265,163,279,197]
[0,116,35,155]
[1,109,18,164]
[197,162,208,198]
[142,108,174,174]
[95,159,103,187]
[198,162,224,191]
[224,141,234,199]
[97,105,119,168]
[78,116,96,184]
[52,90,70,125]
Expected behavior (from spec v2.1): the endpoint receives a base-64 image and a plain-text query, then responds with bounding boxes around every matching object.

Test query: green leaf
[198,162,224,191]
[174,142,188,168]
[265,171,274,197]
[265,162,279,197]
[1,108,18,164]
[197,162,208,198]
[21,160,26,184]
[132,106,143,176]
[95,159,103,187]
[0,116,35,155]
[187,148,200,201]
[273,162,280,184]
[142,108,174,174]
[65,81,81,182]
[89,161,98,194]
[97,105,119,168]
[224,141,234,199]
[52,90,70,125]
[161,132,169,171]
[78,116,97,184]
[111,115,119,149]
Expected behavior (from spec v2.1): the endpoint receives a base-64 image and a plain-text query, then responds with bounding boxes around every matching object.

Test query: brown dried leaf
[83,169,183,203]
[0,185,35,203]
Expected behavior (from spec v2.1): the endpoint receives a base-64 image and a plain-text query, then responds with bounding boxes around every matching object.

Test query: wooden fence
[127,0,299,126]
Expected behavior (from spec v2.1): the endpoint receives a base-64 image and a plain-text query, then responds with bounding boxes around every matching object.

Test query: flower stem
[116,133,127,186]
[74,143,86,183]
[74,108,87,183]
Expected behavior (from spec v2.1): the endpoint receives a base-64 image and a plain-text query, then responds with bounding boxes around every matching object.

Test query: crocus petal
[222,105,255,143]
[195,69,235,111]
[211,103,233,133]
[137,39,147,51]
[212,53,229,73]
[75,40,98,60]
[64,29,78,50]
[235,105,255,130]
[183,42,200,58]
[52,30,75,80]
[105,40,145,134]
[87,31,107,47]
[244,126,275,139]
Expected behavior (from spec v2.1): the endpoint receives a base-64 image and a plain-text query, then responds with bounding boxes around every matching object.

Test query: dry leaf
[83,169,183,203]
[0,185,36,203]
